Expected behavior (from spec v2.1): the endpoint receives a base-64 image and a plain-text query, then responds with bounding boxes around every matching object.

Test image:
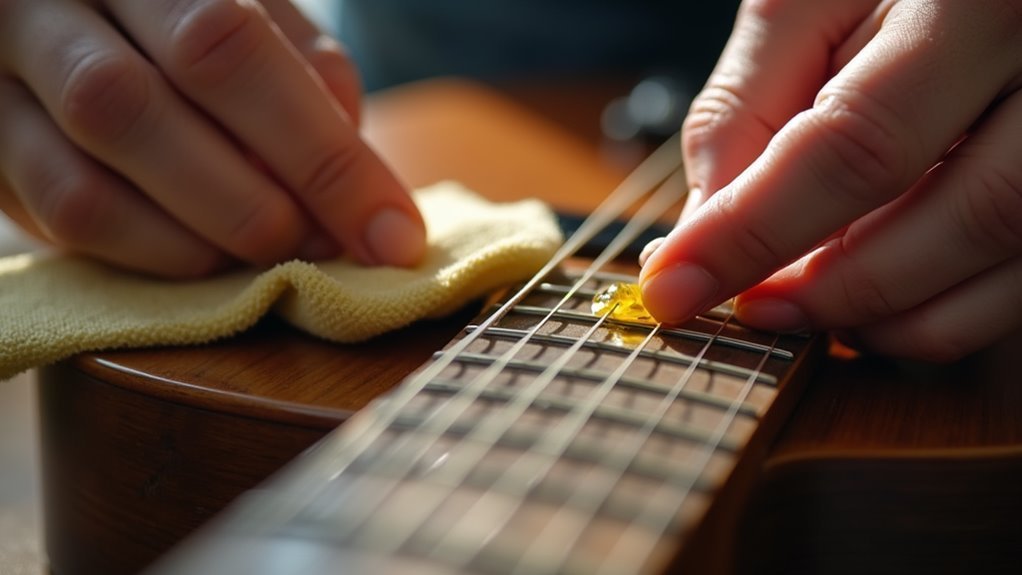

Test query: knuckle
[61,53,152,148]
[167,0,265,86]
[832,240,900,321]
[953,163,1022,252]
[299,144,361,202]
[223,195,299,263]
[682,85,766,160]
[716,194,792,267]
[806,92,910,206]
[682,87,738,159]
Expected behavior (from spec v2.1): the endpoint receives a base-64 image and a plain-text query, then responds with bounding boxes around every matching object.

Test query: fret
[457,327,780,385]
[423,369,761,418]
[385,401,743,454]
[499,306,793,360]
[289,453,708,543]
[348,421,717,494]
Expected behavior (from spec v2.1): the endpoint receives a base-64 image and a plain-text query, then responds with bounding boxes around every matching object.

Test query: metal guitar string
[424,322,664,568]
[593,333,780,575]
[514,311,737,575]
[335,168,689,550]
[252,134,685,531]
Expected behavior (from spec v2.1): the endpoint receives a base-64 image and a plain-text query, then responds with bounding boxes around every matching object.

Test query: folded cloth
[0,182,562,381]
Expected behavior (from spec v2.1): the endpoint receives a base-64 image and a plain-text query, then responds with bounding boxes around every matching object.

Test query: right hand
[0,0,426,278]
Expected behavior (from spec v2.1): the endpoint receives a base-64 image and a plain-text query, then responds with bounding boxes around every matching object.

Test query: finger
[258,0,362,125]
[0,169,47,242]
[3,0,313,266]
[736,88,1022,331]
[0,179,47,243]
[0,76,227,277]
[108,0,425,267]
[640,0,1022,324]
[847,255,1022,362]
[681,0,878,203]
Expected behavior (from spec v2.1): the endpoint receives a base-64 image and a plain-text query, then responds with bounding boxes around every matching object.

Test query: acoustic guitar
[37,80,1022,575]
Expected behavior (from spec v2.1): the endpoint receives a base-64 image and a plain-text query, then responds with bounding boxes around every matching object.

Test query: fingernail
[640,263,719,324]
[736,298,810,333]
[364,207,426,267]
[638,237,666,267]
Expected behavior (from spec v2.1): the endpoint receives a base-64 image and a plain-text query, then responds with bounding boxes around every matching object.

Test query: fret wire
[501,307,793,360]
[426,357,761,417]
[425,323,664,567]
[387,405,741,459]
[594,333,780,575]
[461,325,780,384]
[509,313,735,575]
[247,133,686,530]
[374,413,716,493]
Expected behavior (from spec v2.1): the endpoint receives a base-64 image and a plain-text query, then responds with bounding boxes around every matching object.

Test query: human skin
[0,0,426,278]
[639,0,1022,362]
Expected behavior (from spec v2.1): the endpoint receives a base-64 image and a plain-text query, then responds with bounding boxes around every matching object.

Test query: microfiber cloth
[0,182,562,381]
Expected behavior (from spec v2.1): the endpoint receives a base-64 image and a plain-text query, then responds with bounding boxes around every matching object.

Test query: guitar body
[37,80,1022,575]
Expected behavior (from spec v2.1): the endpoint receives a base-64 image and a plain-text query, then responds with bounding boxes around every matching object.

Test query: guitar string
[245,134,684,530]
[512,311,737,575]
[333,168,689,550]
[594,333,780,575]
[399,172,692,564]
[357,300,623,555]
[424,322,664,568]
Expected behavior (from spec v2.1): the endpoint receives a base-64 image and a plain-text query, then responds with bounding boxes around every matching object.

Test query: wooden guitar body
[37,80,1022,575]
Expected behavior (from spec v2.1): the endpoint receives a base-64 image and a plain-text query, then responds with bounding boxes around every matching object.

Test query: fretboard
[150,268,822,575]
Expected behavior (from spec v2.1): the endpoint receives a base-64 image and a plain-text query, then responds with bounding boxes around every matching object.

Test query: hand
[639,0,1022,361]
[0,0,425,278]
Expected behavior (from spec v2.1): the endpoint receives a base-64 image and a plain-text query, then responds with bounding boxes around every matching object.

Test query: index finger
[639,1,1020,324]
[108,0,425,267]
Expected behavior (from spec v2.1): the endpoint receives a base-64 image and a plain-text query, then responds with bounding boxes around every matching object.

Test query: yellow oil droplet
[591,282,655,324]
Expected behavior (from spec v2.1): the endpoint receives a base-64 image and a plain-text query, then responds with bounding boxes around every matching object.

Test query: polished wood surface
[37,79,1022,575]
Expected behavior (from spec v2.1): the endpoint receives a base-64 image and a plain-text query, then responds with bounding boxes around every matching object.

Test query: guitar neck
[149,267,823,575]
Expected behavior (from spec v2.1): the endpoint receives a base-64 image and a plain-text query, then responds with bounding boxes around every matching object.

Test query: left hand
[638,0,1022,362]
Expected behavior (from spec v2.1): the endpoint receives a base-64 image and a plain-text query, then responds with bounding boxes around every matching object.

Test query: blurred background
[303,0,738,148]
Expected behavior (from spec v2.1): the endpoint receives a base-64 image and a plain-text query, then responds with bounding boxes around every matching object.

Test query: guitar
[37,80,1022,575]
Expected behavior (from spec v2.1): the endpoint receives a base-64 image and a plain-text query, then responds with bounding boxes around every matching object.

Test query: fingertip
[363,206,427,268]
[639,262,719,324]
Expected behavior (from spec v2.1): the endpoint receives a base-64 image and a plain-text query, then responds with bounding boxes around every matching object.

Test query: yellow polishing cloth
[0,182,562,381]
